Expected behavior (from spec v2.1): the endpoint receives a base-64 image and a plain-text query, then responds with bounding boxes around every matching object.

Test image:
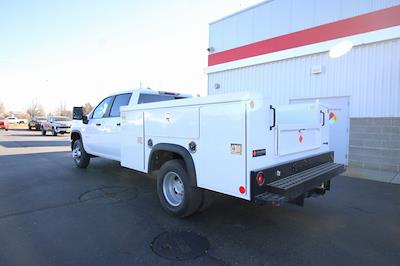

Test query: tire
[52,127,57,136]
[28,126,32,130]
[157,159,201,218]
[41,128,46,135]
[72,139,90,168]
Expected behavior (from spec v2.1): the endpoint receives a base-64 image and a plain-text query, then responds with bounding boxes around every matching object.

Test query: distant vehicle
[41,116,72,136]
[6,117,28,124]
[28,116,47,130]
[0,118,9,131]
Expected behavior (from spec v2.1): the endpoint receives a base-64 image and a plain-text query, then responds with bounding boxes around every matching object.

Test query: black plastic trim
[250,151,339,200]
[148,143,197,187]
[265,162,344,199]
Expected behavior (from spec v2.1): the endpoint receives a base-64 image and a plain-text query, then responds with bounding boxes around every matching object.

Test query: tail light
[256,172,265,186]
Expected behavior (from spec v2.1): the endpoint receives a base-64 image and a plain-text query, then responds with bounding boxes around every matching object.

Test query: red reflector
[239,186,246,194]
[256,172,265,186]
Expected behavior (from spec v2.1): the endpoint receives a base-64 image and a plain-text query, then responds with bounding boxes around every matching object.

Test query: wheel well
[70,131,81,150]
[149,150,183,172]
[148,144,197,187]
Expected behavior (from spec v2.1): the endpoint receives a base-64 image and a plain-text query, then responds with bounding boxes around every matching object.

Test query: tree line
[0,101,93,119]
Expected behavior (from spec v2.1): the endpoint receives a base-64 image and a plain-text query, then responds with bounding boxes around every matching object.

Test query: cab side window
[110,93,132,117]
[92,96,113,119]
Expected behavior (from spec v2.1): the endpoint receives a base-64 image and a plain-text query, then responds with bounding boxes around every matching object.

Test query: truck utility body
[71,89,345,217]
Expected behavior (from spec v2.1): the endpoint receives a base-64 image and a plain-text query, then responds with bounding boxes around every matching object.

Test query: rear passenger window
[138,94,182,104]
[110,93,132,117]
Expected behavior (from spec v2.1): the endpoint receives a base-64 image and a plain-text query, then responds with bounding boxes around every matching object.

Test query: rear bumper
[251,152,345,205]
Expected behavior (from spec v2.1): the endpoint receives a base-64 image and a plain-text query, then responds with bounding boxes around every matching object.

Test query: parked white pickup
[6,117,28,124]
[71,88,345,217]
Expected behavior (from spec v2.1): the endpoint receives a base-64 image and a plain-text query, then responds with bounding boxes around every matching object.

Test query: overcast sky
[0,0,263,113]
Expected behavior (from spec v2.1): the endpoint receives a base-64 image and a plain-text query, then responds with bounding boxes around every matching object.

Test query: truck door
[103,93,132,160]
[84,96,114,155]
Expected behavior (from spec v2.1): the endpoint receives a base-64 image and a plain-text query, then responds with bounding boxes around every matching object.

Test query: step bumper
[251,152,345,205]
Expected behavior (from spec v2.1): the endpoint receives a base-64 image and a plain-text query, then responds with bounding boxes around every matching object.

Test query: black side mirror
[73,107,83,120]
[83,115,88,124]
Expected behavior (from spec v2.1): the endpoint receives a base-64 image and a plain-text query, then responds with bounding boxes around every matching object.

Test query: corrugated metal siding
[209,0,400,53]
[208,38,400,118]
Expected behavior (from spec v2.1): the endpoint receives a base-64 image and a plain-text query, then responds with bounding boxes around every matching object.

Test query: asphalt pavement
[0,129,399,266]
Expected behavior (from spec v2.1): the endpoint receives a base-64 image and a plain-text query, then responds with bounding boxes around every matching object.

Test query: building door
[290,96,350,165]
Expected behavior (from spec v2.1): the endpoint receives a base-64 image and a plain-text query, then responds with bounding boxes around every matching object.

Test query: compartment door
[196,103,247,199]
[275,103,322,156]
[277,125,321,156]
[120,111,145,171]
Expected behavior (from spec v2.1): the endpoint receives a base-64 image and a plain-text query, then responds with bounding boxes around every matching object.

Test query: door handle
[320,110,325,126]
[116,123,121,126]
[96,123,101,126]
[269,105,276,130]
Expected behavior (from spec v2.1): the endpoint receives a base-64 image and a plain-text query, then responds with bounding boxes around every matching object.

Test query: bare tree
[56,102,66,116]
[83,102,94,115]
[57,102,72,117]
[0,101,6,116]
[26,100,44,118]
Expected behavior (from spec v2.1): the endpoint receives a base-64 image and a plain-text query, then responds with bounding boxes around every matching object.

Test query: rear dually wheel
[157,159,201,218]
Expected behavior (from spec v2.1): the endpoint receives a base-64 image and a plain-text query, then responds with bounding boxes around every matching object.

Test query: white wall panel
[208,39,400,118]
[209,0,400,53]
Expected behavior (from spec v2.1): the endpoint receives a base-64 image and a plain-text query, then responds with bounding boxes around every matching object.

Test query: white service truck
[71,88,345,217]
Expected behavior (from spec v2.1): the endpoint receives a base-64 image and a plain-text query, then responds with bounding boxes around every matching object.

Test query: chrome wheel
[163,171,184,207]
[72,146,82,163]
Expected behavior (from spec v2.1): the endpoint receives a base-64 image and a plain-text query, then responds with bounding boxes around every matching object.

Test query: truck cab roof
[106,88,192,99]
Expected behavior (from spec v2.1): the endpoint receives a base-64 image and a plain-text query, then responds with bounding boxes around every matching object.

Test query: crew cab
[41,116,72,136]
[71,88,345,217]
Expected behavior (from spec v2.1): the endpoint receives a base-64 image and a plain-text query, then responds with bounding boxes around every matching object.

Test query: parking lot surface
[0,129,399,266]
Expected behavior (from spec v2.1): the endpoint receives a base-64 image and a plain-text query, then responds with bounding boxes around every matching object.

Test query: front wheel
[52,127,57,136]
[72,139,90,168]
[157,160,201,218]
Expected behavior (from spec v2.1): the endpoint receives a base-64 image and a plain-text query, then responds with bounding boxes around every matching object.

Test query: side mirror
[83,115,89,124]
[73,107,83,120]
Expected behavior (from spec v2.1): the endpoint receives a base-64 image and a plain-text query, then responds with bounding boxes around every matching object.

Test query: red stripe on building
[208,5,400,66]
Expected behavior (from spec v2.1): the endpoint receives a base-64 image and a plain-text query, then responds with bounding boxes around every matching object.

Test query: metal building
[206,0,400,172]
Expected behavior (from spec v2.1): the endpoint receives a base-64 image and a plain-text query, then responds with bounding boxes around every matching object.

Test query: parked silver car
[41,116,72,136]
